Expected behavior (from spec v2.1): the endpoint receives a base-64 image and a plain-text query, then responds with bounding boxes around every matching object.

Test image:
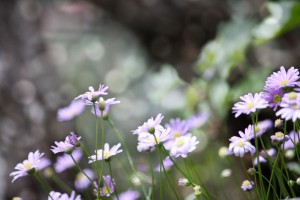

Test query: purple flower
[132,114,164,135]
[10,150,49,182]
[178,178,191,186]
[114,189,140,200]
[54,149,82,173]
[186,113,208,129]
[265,66,299,90]
[57,100,85,121]
[91,97,120,118]
[51,141,74,154]
[96,175,115,197]
[165,134,199,158]
[254,148,276,166]
[89,143,122,162]
[239,124,254,140]
[155,157,173,172]
[48,191,81,200]
[262,87,284,111]
[75,84,108,104]
[137,127,172,152]
[241,180,254,191]
[228,135,255,157]
[75,168,95,190]
[253,119,273,137]
[165,118,189,138]
[232,93,268,118]
[281,131,300,150]
[270,132,290,144]
[276,92,300,122]
[66,132,81,147]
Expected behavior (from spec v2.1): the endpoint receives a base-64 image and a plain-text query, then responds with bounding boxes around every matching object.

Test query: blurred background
[1,0,300,199]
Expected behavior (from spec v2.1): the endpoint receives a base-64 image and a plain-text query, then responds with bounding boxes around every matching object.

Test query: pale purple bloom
[114,189,140,200]
[97,175,115,197]
[132,114,164,135]
[137,127,172,152]
[91,97,120,117]
[270,132,290,144]
[241,180,254,191]
[155,157,173,172]
[57,100,85,121]
[253,119,273,137]
[65,132,81,147]
[48,191,81,200]
[89,143,122,162]
[186,113,208,129]
[232,93,268,118]
[10,150,48,182]
[262,87,284,111]
[265,66,299,90]
[254,148,276,166]
[51,141,74,154]
[178,178,190,186]
[229,135,255,157]
[165,134,199,158]
[165,118,189,138]
[276,92,300,122]
[75,168,95,190]
[239,124,254,140]
[54,149,82,173]
[75,84,108,104]
[281,131,300,150]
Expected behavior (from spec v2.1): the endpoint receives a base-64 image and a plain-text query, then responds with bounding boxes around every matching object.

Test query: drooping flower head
[232,93,268,118]
[57,100,85,122]
[262,87,284,111]
[89,143,122,162]
[10,150,50,182]
[75,84,108,104]
[48,191,81,200]
[54,149,83,173]
[241,180,254,191]
[75,168,95,190]
[114,189,140,200]
[165,134,199,158]
[276,92,300,122]
[228,135,255,157]
[132,114,164,135]
[265,66,299,90]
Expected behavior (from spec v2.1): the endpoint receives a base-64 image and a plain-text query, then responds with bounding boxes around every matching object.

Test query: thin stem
[100,117,105,179]
[148,152,155,200]
[93,103,101,198]
[70,154,94,186]
[108,161,119,200]
[33,172,53,200]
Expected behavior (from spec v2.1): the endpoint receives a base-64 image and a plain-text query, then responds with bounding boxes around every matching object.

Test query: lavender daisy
[57,100,85,121]
[114,189,140,200]
[75,168,95,190]
[51,140,74,154]
[186,113,209,129]
[254,148,276,166]
[228,135,255,157]
[155,157,173,172]
[132,113,164,135]
[165,118,189,138]
[10,150,49,182]
[241,180,254,191]
[232,93,268,118]
[281,131,300,150]
[54,149,82,173]
[48,191,81,200]
[165,134,199,158]
[270,132,290,144]
[65,132,81,147]
[253,119,273,137]
[91,97,120,118]
[98,175,115,197]
[262,87,284,111]
[89,143,122,162]
[276,92,300,122]
[75,84,108,104]
[265,66,299,90]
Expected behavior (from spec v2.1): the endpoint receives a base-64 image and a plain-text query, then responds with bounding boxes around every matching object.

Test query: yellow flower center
[288,92,297,100]
[246,102,254,109]
[273,94,282,103]
[236,140,245,147]
[280,80,288,87]
[103,151,110,158]
[274,119,282,127]
[173,132,181,138]
[24,162,33,170]
[254,126,260,133]
[275,132,284,139]
[153,136,160,144]
[102,186,110,195]
[76,172,84,181]
[175,139,184,147]
[242,180,251,187]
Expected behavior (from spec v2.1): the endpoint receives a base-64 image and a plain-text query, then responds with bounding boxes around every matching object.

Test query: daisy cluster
[10,84,207,200]
[228,66,300,196]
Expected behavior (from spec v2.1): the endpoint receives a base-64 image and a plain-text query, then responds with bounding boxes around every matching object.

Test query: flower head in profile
[114,189,140,200]
[229,135,255,157]
[253,119,273,137]
[232,93,268,118]
[66,132,81,147]
[57,100,85,121]
[75,168,95,190]
[241,180,254,191]
[10,150,49,182]
[265,66,299,90]
[270,132,290,145]
[54,149,82,173]
[281,130,300,150]
[254,148,276,166]
[89,143,122,163]
[75,84,108,104]
[48,191,81,200]
[276,92,300,122]
[132,114,164,135]
[165,134,199,158]
[155,157,173,172]
[91,97,120,118]
[51,132,81,154]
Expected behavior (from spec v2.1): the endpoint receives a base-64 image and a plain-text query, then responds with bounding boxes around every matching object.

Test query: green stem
[148,152,155,200]
[70,154,94,187]
[100,117,105,180]
[108,161,119,200]
[93,103,101,198]
[33,172,53,200]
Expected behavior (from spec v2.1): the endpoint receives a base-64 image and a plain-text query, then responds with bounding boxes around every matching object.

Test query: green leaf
[253,1,300,44]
